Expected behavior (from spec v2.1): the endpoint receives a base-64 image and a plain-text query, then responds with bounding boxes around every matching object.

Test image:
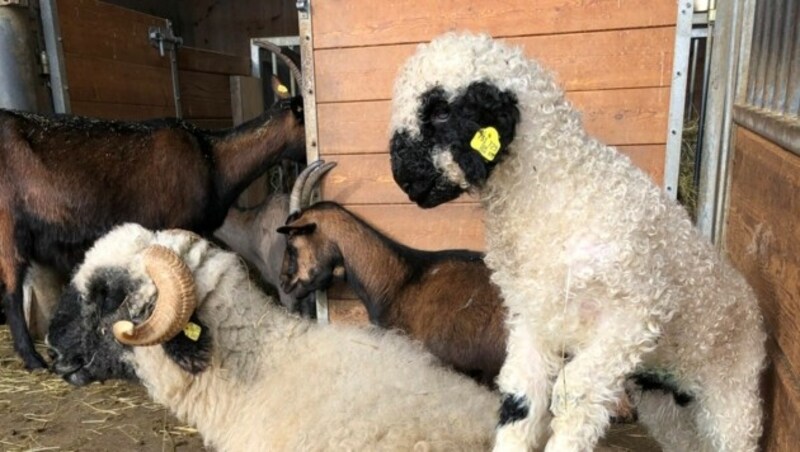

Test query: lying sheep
[388,33,766,452]
[47,224,499,451]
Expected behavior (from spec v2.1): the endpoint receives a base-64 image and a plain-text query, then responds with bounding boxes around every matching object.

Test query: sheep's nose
[404,180,433,202]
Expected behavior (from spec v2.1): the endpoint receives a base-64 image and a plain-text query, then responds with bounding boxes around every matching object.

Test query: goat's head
[276,204,348,299]
[47,225,221,386]
[389,33,522,208]
[276,161,343,299]
[265,76,307,162]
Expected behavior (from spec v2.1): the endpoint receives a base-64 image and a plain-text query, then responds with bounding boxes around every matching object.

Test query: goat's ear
[277,223,316,236]
[162,314,212,375]
[271,76,291,100]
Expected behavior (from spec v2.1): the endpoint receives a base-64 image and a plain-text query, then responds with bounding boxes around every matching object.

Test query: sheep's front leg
[493,318,558,451]
[545,314,658,452]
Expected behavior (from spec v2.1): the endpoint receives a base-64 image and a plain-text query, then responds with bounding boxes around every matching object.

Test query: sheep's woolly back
[391,33,766,450]
[85,225,498,451]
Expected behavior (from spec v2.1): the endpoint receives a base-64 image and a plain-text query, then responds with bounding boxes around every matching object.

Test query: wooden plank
[179,71,232,119]
[65,54,174,107]
[344,203,485,251]
[321,154,478,205]
[315,27,675,103]
[57,0,168,67]
[70,100,173,120]
[761,339,800,452]
[618,145,665,186]
[178,47,250,76]
[317,87,670,155]
[312,0,676,49]
[725,127,800,377]
[320,147,661,206]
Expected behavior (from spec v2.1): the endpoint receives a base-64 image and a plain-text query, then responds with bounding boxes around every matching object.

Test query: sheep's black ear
[162,314,212,374]
[277,223,316,236]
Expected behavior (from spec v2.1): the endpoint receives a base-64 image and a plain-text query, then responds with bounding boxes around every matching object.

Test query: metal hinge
[149,23,183,56]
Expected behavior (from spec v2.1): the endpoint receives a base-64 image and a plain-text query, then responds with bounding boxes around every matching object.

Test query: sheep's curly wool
[389,33,766,452]
[57,224,499,452]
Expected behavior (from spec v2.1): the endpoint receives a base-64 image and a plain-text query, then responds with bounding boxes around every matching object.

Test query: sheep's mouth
[52,359,95,387]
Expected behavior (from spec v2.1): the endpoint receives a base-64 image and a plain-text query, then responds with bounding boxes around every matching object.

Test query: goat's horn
[289,160,324,215]
[257,40,303,92]
[301,161,337,208]
[112,245,197,346]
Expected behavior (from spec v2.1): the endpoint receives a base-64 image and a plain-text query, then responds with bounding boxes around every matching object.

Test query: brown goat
[278,199,507,387]
[0,76,304,369]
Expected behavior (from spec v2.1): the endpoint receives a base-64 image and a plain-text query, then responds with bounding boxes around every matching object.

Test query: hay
[0,326,204,451]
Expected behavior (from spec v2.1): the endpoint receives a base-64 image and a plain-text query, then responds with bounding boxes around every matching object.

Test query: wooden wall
[57,0,249,127]
[725,126,800,451]
[310,0,677,320]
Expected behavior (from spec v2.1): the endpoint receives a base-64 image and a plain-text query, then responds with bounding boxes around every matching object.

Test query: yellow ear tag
[276,84,289,94]
[470,126,501,161]
[183,322,202,341]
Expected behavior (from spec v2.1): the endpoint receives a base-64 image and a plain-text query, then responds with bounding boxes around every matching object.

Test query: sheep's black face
[390,82,519,208]
[48,268,139,386]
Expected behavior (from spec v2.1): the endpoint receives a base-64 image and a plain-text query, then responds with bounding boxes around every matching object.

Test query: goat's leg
[544,314,659,452]
[0,214,45,369]
[493,319,558,451]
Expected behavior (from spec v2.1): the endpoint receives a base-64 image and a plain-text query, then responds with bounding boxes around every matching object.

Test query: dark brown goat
[0,76,305,369]
[278,198,507,386]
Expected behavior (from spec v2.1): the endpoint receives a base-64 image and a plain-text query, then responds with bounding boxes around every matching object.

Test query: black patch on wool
[390,81,519,208]
[498,393,530,426]
[48,268,140,385]
[162,313,213,374]
[631,370,694,407]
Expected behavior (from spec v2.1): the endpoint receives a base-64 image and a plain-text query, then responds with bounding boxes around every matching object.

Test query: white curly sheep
[388,32,766,452]
[46,223,499,451]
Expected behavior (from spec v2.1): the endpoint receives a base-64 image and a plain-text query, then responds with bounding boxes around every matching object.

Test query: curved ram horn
[288,160,324,215]
[257,40,303,92]
[300,161,337,208]
[113,245,197,346]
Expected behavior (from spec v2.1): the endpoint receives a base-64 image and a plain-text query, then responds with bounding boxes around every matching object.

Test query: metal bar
[663,0,694,199]
[39,0,69,113]
[745,0,764,105]
[752,0,771,108]
[787,0,800,115]
[250,39,261,78]
[770,0,793,112]
[296,0,327,323]
[694,25,714,189]
[713,0,750,245]
[763,0,784,109]
[697,0,752,242]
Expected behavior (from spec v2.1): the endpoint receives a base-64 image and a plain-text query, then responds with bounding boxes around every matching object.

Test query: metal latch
[148,23,183,57]
[296,0,309,13]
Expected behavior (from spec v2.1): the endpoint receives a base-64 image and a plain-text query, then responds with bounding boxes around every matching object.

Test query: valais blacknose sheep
[388,33,766,452]
[46,224,499,451]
